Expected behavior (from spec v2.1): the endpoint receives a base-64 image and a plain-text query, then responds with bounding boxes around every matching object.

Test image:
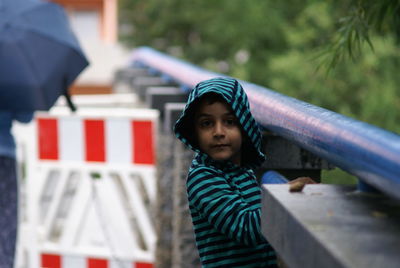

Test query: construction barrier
[36,111,155,165]
[15,106,158,268]
[41,253,153,268]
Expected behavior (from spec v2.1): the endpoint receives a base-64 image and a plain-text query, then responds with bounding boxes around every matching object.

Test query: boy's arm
[187,166,265,247]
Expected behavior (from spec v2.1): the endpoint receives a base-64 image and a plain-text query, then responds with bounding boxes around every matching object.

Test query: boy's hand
[289,177,317,192]
[289,177,317,185]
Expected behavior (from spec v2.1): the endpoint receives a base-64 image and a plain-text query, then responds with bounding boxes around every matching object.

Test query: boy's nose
[213,122,225,137]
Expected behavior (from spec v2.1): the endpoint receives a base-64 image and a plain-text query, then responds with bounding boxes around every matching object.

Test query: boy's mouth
[212,144,229,148]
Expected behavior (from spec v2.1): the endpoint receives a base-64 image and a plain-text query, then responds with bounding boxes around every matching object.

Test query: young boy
[174,77,277,267]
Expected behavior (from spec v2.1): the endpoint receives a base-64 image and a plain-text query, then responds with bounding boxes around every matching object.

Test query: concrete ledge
[114,67,150,82]
[164,103,186,134]
[131,77,176,100]
[145,87,188,118]
[261,133,333,170]
[261,184,400,268]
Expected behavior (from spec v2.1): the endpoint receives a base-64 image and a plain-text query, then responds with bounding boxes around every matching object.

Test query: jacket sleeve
[187,166,266,246]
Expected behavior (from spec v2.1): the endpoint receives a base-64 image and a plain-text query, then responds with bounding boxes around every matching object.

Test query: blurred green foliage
[119,0,400,184]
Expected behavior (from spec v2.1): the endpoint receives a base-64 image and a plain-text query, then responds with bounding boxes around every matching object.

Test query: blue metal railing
[262,171,289,184]
[131,46,400,200]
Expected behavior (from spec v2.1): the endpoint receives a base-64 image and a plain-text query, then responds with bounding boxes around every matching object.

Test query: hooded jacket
[174,77,277,267]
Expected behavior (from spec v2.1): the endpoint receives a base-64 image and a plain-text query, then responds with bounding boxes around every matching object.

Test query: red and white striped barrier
[16,107,159,268]
[41,253,153,268]
[37,111,156,165]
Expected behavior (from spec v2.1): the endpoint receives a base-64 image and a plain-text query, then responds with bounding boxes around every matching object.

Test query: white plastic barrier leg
[16,107,159,268]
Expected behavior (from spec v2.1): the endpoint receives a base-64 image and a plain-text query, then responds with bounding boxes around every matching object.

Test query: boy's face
[195,99,242,165]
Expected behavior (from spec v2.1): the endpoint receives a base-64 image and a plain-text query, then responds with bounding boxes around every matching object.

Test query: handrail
[130,46,400,200]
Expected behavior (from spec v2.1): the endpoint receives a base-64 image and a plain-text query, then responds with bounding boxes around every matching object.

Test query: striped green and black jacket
[174,77,277,267]
[187,154,277,267]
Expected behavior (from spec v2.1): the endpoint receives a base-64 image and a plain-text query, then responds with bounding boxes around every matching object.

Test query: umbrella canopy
[0,0,89,111]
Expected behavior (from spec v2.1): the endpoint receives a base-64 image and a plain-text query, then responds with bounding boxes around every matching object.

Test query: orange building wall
[50,0,117,43]
[49,0,120,94]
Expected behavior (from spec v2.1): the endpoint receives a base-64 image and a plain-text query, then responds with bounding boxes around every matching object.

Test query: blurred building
[50,0,130,94]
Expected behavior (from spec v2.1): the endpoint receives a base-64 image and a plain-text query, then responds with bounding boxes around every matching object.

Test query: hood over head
[174,77,265,168]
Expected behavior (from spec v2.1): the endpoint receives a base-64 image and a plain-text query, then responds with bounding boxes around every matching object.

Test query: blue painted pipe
[131,47,400,200]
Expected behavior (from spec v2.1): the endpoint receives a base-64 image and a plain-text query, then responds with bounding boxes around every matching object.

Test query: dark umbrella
[0,0,89,111]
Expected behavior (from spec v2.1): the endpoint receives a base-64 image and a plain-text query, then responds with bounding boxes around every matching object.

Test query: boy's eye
[225,118,237,126]
[199,120,212,128]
